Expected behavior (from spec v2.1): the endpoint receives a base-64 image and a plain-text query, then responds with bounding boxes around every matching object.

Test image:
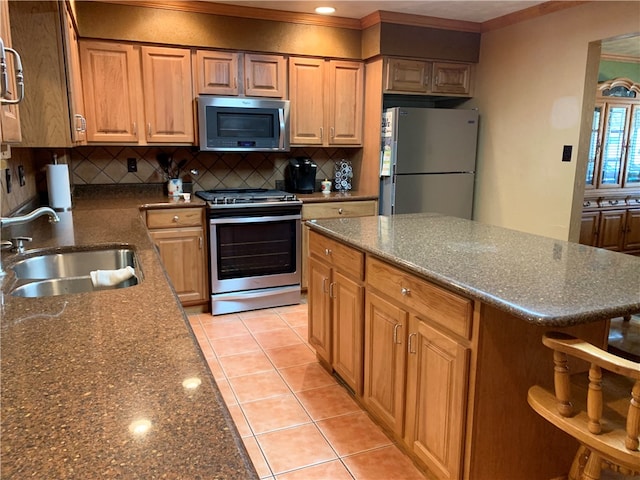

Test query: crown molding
[94,0,362,29]
[480,1,587,33]
[360,10,481,33]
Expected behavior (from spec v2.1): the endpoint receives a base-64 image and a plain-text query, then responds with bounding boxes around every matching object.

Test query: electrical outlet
[127,157,137,172]
[18,165,25,186]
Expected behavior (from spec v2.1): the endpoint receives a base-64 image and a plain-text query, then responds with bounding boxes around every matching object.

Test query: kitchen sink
[9,246,141,298]
[11,248,137,280]
[11,275,139,298]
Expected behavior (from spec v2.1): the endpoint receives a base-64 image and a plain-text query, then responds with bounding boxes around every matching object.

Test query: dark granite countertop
[0,192,256,479]
[307,213,640,326]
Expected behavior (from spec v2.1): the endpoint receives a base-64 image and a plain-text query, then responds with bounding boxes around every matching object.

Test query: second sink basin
[11,275,139,298]
[11,248,137,280]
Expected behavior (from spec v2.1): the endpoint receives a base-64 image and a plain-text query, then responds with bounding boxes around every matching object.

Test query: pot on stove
[284,157,317,194]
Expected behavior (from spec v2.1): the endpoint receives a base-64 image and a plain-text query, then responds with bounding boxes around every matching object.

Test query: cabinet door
[327,60,363,145]
[141,46,194,143]
[597,209,625,250]
[598,103,630,189]
[405,315,469,480]
[308,256,332,365]
[149,227,207,305]
[245,53,286,98]
[289,57,324,145]
[623,104,640,187]
[0,0,21,143]
[62,4,86,145]
[431,62,471,95]
[363,291,407,436]
[579,211,599,246]
[623,208,640,251]
[385,58,431,94]
[195,50,239,95]
[80,41,141,142]
[585,104,604,189]
[332,270,364,395]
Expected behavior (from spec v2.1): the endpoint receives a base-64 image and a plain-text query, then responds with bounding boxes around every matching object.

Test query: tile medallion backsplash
[70,146,360,192]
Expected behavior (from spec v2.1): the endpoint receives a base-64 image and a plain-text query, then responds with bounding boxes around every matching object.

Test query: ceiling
[214,0,547,23]
[213,1,640,57]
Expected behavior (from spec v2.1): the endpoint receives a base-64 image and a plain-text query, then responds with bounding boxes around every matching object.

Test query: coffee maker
[284,157,317,193]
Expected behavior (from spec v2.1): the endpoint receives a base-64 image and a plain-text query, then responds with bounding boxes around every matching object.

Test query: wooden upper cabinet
[62,3,86,145]
[80,41,141,143]
[431,61,471,95]
[244,53,286,98]
[195,50,239,95]
[385,58,431,94]
[327,60,363,145]
[0,0,22,144]
[195,50,286,98]
[289,57,324,145]
[141,46,193,143]
[81,41,194,144]
[289,57,363,146]
[384,57,473,97]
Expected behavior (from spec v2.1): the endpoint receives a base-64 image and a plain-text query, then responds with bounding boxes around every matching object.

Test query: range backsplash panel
[70,146,359,192]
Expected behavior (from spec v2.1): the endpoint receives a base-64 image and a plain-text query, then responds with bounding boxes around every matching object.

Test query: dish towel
[90,266,136,287]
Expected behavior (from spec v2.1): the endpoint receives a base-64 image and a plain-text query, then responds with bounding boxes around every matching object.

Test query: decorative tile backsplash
[70,146,360,192]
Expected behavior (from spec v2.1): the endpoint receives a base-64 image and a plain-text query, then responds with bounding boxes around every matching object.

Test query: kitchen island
[307,213,640,480]
[0,191,257,479]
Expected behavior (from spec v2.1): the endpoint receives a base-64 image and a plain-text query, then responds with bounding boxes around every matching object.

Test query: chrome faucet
[0,206,60,228]
[0,207,60,276]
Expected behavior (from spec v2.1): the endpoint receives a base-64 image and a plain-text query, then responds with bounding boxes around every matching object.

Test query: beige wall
[467,1,640,240]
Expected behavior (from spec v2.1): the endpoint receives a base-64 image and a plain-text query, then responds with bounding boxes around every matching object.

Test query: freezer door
[393,173,475,219]
[394,108,478,174]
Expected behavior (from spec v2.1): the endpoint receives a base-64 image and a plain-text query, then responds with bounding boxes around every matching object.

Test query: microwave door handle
[278,109,285,150]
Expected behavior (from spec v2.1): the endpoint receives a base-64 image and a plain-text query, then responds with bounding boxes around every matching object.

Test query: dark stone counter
[0,192,256,479]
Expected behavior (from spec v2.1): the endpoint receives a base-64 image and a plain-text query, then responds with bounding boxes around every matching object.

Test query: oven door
[209,213,301,294]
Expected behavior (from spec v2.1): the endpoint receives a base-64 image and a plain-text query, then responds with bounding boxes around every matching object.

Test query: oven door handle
[209,214,301,225]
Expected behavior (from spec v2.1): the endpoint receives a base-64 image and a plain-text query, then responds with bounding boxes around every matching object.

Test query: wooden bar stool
[527,331,640,480]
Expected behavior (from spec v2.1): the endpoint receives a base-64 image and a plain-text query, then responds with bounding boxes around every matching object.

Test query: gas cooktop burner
[195,188,300,206]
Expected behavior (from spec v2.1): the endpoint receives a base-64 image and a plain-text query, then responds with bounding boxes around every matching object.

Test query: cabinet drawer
[309,230,364,280]
[366,256,472,339]
[146,208,203,229]
[303,200,377,220]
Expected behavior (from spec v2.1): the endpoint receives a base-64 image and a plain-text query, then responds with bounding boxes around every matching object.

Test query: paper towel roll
[47,164,72,210]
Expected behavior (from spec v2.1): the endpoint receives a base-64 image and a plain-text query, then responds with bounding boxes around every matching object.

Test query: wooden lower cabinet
[364,279,470,480]
[308,230,364,394]
[404,315,469,480]
[301,199,377,289]
[146,208,208,306]
[580,207,640,253]
[363,291,407,436]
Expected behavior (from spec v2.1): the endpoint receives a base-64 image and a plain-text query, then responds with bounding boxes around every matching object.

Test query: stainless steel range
[195,188,302,315]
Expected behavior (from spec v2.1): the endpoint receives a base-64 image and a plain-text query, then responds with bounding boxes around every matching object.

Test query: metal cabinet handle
[199,236,203,249]
[338,208,343,215]
[320,127,323,141]
[325,248,332,256]
[408,333,417,354]
[172,215,179,223]
[0,45,24,105]
[330,127,335,139]
[322,277,329,294]
[329,281,335,299]
[401,287,411,296]
[133,122,137,136]
[74,114,87,133]
[393,323,402,344]
[148,123,152,136]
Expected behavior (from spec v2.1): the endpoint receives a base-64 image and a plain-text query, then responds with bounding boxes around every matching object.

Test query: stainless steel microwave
[197,96,290,152]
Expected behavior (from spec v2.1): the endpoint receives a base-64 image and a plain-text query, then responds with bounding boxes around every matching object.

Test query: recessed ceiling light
[315,6,336,15]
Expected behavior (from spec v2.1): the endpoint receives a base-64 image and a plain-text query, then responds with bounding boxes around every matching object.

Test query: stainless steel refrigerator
[379,107,479,218]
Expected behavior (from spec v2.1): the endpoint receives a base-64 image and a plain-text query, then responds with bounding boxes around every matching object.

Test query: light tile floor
[188,303,429,480]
